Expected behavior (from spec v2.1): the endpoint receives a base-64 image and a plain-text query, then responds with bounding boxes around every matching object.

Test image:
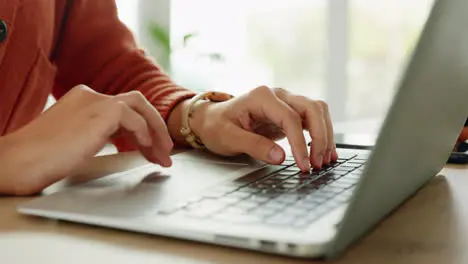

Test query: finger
[116,91,173,151]
[318,100,336,164]
[117,101,172,167]
[133,135,166,166]
[273,89,329,168]
[142,128,172,167]
[116,102,152,147]
[331,144,339,162]
[248,87,310,171]
[113,128,166,166]
[228,125,285,165]
[303,102,327,168]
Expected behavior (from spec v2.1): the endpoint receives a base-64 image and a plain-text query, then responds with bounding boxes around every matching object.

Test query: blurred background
[115,0,434,124]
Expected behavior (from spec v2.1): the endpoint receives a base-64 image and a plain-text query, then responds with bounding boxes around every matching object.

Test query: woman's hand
[188,86,338,171]
[0,85,172,195]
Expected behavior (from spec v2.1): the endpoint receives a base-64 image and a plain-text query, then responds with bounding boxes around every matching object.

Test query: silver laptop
[17,0,468,259]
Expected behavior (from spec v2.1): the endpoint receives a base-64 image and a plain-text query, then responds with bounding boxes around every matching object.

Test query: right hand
[188,86,337,171]
[0,85,173,195]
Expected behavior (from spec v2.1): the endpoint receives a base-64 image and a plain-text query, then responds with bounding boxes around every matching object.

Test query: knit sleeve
[51,0,196,151]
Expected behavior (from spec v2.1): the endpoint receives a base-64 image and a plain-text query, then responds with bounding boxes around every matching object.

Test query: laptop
[17,0,468,259]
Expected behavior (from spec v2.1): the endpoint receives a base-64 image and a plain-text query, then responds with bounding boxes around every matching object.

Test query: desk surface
[2,122,468,264]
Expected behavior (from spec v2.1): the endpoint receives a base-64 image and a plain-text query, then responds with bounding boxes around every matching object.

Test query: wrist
[167,98,212,147]
[170,91,233,149]
[0,133,38,195]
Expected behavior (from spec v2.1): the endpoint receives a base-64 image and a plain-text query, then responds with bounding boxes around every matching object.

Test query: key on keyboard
[161,154,367,227]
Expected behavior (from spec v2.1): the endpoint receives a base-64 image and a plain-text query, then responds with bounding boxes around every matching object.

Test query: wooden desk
[2,133,468,263]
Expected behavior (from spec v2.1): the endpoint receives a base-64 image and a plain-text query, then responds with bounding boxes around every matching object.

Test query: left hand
[189,86,338,171]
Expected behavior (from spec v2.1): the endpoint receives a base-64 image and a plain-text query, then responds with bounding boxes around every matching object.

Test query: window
[347,0,433,120]
[115,0,140,39]
[116,0,434,123]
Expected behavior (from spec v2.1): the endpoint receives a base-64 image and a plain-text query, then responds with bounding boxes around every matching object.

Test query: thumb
[229,126,286,165]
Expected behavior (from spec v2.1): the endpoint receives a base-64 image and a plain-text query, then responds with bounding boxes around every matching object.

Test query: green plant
[148,23,225,73]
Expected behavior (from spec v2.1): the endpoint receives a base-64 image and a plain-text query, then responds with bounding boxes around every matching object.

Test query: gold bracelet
[180,91,233,149]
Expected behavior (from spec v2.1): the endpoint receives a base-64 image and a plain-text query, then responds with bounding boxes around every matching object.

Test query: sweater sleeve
[51,0,196,151]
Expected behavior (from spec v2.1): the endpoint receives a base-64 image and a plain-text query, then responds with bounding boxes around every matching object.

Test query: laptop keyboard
[160,153,367,228]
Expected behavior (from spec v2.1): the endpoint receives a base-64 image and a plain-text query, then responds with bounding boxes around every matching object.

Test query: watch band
[180,91,233,149]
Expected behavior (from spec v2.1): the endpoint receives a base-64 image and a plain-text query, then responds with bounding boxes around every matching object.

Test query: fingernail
[269,146,284,163]
[302,157,311,171]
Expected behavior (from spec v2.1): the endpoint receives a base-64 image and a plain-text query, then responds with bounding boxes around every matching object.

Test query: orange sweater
[0,0,195,151]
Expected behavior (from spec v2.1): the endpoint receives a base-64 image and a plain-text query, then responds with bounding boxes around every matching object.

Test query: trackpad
[51,151,266,217]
